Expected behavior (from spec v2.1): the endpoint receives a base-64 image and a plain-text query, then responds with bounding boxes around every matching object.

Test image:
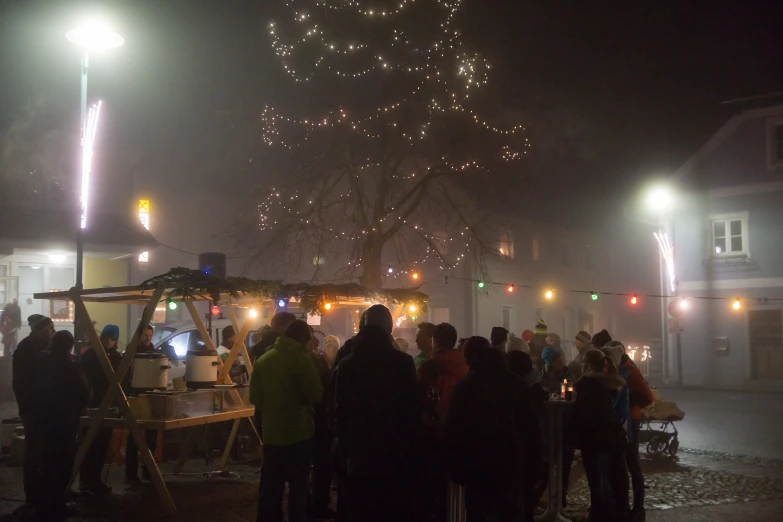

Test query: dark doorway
[748,309,783,380]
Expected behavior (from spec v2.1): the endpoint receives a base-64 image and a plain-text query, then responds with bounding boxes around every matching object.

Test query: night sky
[1,0,781,222]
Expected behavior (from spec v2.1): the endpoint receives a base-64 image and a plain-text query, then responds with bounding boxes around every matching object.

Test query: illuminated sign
[139,199,150,263]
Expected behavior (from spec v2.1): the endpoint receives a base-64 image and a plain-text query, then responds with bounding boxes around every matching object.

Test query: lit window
[710,212,749,257]
[499,231,514,258]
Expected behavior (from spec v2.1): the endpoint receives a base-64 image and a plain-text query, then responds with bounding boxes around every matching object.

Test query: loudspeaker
[198,253,227,279]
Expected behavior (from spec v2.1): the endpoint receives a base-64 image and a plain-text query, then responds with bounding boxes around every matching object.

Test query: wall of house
[84,257,131,345]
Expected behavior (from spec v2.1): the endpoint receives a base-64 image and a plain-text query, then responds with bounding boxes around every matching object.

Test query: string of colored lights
[443,275,783,310]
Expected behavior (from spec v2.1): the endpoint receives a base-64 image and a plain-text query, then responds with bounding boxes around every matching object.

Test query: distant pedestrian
[573,349,628,522]
[568,331,592,380]
[545,333,562,353]
[530,321,548,370]
[446,339,542,522]
[413,322,436,368]
[322,335,340,368]
[251,319,324,522]
[591,329,612,349]
[250,312,297,363]
[1,298,22,356]
[490,326,509,352]
[540,346,574,395]
[334,305,420,522]
[394,336,409,354]
[34,331,89,519]
[416,322,468,522]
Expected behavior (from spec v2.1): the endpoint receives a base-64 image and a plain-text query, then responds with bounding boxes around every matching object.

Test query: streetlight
[644,183,683,386]
[67,22,123,342]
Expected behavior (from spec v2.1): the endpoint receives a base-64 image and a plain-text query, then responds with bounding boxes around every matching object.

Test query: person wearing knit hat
[322,335,341,368]
[591,329,612,349]
[364,304,394,335]
[568,330,593,380]
[540,345,574,396]
[521,329,534,344]
[100,324,120,342]
[533,320,548,337]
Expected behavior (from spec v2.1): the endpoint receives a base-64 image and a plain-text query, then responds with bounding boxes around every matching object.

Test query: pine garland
[139,267,428,315]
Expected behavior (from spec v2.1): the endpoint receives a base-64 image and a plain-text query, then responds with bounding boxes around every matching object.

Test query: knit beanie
[101,324,120,340]
[29,315,53,332]
[506,333,529,354]
[591,329,612,348]
[541,346,560,366]
[575,330,592,345]
[534,320,548,336]
[222,325,235,340]
[601,345,623,367]
[521,329,534,343]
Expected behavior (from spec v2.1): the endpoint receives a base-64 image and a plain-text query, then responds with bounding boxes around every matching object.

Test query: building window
[531,238,540,261]
[49,291,74,322]
[499,231,514,258]
[710,212,749,257]
[502,306,514,332]
[768,118,783,169]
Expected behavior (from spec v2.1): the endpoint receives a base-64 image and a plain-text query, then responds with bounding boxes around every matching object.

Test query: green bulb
[591,293,598,301]
[477,281,485,288]
[168,301,178,310]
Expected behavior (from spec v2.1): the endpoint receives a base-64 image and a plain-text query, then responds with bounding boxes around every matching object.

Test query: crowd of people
[249,306,654,522]
[9,305,654,522]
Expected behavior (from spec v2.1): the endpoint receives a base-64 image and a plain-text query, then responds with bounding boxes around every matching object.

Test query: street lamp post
[646,185,683,385]
[66,23,123,341]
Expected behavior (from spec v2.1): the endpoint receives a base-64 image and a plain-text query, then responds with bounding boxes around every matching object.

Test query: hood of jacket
[580,370,625,391]
[432,348,469,377]
[351,324,395,355]
[272,334,307,354]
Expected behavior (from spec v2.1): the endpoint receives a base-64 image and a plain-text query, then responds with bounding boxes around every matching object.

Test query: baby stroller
[638,388,685,457]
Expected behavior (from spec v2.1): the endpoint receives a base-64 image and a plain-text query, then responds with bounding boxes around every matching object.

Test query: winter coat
[417,348,469,421]
[334,324,420,478]
[250,335,323,446]
[12,332,50,418]
[540,365,575,395]
[333,337,355,369]
[80,346,123,408]
[573,372,627,453]
[31,351,90,434]
[308,350,334,449]
[445,349,543,488]
[568,352,586,381]
[620,359,655,420]
[413,352,430,369]
[614,367,632,442]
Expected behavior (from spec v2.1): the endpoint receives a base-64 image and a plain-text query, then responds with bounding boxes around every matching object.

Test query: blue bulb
[278,299,286,308]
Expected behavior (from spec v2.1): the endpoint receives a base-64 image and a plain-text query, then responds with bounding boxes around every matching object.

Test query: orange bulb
[324,303,332,311]
[732,299,741,311]
[412,272,419,280]
[507,285,514,293]
[630,295,638,306]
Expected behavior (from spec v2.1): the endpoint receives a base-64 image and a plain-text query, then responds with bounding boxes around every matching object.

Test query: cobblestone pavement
[2,450,783,521]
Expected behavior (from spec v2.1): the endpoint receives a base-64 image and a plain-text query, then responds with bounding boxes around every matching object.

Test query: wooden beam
[219,309,251,382]
[226,307,254,377]
[219,419,242,470]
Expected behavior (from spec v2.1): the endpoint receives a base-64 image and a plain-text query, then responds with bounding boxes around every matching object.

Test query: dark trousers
[22,420,44,506]
[416,446,448,522]
[310,436,334,512]
[583,449,628,521]
[625,419,644,510]
[465,484,525,522]
[257,439,312,522]
[345,476,415,522]
[562,445,575,503]
[80,427,112,487]
[39,426,78,513]
[125,429,159,477]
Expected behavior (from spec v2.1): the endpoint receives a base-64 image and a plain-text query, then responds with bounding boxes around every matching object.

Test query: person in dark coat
[79,324,122,495]
[12,314,55,511]
[445,338,543,522]
[334,305,420,522]
[34,330,90,518]
[125,324,161,484]
[573,349,628,522]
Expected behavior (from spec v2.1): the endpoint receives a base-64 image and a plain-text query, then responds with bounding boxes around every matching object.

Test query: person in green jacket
[251,319,324,522]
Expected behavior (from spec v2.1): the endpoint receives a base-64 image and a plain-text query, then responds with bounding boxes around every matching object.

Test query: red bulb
[211,305,220,316]
[507,285,514,293]
[630,295,638,306]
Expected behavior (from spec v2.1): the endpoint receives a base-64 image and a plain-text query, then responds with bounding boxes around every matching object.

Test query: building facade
[670,104,783,388]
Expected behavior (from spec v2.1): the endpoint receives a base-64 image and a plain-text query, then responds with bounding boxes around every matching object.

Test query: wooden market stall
[34,268,427,515]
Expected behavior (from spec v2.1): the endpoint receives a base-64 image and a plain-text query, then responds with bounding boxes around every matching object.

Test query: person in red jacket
[616,343,655,520]
[416,322,468,522]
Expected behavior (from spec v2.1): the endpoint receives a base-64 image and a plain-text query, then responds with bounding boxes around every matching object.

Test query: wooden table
[79,407,258,515]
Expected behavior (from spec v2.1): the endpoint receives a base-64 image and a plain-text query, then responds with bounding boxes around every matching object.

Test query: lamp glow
[412,272,419,280]
[679,298,689,310]
[591,292,598,301]
[507,285,514,293]
[545,289,553,300]
[277,299,286,308]
[168,301,177,311]
[477,281,485,289]
[645,185,674,213]
[80,101,102,229]
[66,24,124,51]
[732,298,741,311]
[211,305,220,316]
[324,303,332,310]
[630,295,639,306]
[409,304,417,312]
[249,309,258,319]
[49,254,66,263]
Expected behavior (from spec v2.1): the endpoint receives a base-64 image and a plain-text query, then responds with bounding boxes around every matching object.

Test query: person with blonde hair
[573,349,628,521]
[322,335,340,369]
[394,336,409,354]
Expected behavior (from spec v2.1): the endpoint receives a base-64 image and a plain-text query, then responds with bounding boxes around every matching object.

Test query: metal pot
[185,349,219,389]
[132,353,170,392]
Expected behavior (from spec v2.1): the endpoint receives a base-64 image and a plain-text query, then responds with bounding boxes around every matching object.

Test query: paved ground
[659,388,783,460]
